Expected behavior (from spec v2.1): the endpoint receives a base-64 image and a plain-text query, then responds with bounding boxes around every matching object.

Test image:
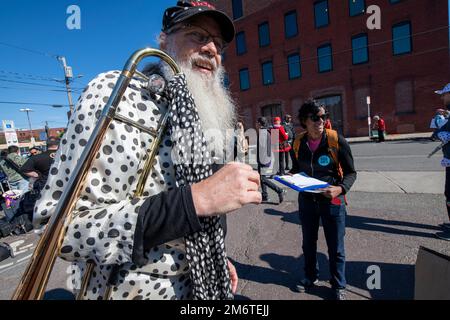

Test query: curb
[347,135,433,144]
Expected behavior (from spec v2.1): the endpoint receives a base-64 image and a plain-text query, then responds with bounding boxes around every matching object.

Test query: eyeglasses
[168,23,227,53]
[309,113,329,122]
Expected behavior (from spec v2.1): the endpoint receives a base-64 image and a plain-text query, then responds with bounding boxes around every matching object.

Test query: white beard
[162,49,237,159]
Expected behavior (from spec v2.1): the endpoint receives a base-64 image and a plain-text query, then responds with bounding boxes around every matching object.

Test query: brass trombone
[12,48,180,300]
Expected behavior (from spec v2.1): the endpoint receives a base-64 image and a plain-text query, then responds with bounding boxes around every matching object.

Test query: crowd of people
[0,137,60,238]
[0,0,448,302]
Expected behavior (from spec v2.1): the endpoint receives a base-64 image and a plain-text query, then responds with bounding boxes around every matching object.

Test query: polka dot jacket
[34,71,194,300]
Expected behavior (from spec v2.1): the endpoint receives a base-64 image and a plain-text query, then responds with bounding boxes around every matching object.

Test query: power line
[0,101,69,107]
[0,78,84,90]
[0,70,59,82]
[0,86,75,93]
[0,41,58,59]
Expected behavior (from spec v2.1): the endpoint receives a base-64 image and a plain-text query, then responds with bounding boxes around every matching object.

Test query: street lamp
[19,108,35,144]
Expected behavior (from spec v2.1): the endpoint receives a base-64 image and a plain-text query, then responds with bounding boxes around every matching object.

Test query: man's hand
[318,186,343,199]
[24,171,39,178]
[228,260,238,294]
[191,162,261,216]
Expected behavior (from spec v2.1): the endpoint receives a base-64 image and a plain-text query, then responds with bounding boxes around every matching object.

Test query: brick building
[215,0,450,136]
[0,127,65,144]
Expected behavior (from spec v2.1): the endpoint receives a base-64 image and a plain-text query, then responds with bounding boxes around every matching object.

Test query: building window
[235,31,247,56]
[317,44,333,73]
[349,0,365,16]
[261,104,283,123]
[288,53,301,79]
[284,11,298,39]
[315,95,344,134]
[352,33,369,64]
[239,68,250,91]
[232,0,243,20]
[262,61,274,85]
[314,0,329,28]
[258,22,271,47]
[354,87,371,119]
[392,22,412,55]
[395,79,414,113]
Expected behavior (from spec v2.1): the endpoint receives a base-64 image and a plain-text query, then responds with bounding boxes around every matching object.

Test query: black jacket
[290,132,357,197]
[283,122,296,143]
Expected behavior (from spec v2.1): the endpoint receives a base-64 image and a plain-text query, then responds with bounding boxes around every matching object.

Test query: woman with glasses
[290,100,356,300]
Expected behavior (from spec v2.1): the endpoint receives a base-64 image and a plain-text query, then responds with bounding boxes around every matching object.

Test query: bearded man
[33,1,261,300]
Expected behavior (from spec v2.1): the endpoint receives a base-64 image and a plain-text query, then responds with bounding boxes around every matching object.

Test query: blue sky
[0,0,174,130]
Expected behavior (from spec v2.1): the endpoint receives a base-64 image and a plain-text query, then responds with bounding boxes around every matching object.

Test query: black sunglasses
[309,113,329,122]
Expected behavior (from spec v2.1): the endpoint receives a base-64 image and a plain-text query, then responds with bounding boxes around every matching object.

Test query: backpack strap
[325,129,344,180]
[3,158,27,180]
[293,132,306,160]
[326,129,348,204]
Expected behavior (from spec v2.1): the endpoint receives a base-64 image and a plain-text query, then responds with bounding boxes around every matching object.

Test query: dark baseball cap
[162,1,235,43]
[46,136,60,147]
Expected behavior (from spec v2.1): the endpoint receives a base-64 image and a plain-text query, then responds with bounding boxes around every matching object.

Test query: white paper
[277,173,328,189]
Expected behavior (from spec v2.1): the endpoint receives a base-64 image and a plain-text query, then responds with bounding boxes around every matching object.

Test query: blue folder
[274,173,329,192]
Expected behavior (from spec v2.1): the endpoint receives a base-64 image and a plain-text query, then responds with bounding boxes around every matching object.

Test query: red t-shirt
[378,119,386,131]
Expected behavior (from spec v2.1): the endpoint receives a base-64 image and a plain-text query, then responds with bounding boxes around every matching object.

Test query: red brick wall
[215,0,278,19]
[216,0,450,136]
[0,127,66,143]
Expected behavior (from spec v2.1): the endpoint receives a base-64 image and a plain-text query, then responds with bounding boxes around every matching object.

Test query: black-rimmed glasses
[167,23,227,53]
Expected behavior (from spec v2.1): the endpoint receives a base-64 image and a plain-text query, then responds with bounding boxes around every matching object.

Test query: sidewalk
[347,132,433,144]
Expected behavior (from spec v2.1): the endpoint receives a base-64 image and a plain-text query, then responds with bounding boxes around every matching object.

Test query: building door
[261,104,283,125]
[315,95,344,134]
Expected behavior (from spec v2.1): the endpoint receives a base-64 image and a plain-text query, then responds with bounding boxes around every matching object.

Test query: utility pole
[366,96,372,138]
[20,108,35,145]
[45,121,50,139]
[57,56,74,119]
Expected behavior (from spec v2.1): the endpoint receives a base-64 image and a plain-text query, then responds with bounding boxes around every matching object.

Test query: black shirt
[132,164,227,267]
[291,132,357,197]
[21,150,57,190]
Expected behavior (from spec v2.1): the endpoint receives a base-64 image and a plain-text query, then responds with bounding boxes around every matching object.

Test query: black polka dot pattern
[167,74,232,300]
[34,70,192,300]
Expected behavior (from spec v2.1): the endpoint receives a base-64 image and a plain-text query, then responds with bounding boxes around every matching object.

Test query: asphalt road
[0,140,449,300]
[350,139,443,172]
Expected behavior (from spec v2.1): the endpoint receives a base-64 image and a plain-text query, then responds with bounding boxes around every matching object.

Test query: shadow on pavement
[264,208,300,225]
[232,252,414,300]
[346,214,442,239]
[264,207,441,239]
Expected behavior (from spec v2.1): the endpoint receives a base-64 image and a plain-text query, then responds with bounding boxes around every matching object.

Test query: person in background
[432,83,450,241]
[430,109,448,130]
[21,137,60,194]
[256,117,285,204]
[28,147,41,158]
[0,146,28,193]
[273,117,291,176]
[373,115,386,143]
[291,100,356,300]
[235,121,249,163]
[283,115,296,171]
[324,118,332,130]
[430,109,448,141]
